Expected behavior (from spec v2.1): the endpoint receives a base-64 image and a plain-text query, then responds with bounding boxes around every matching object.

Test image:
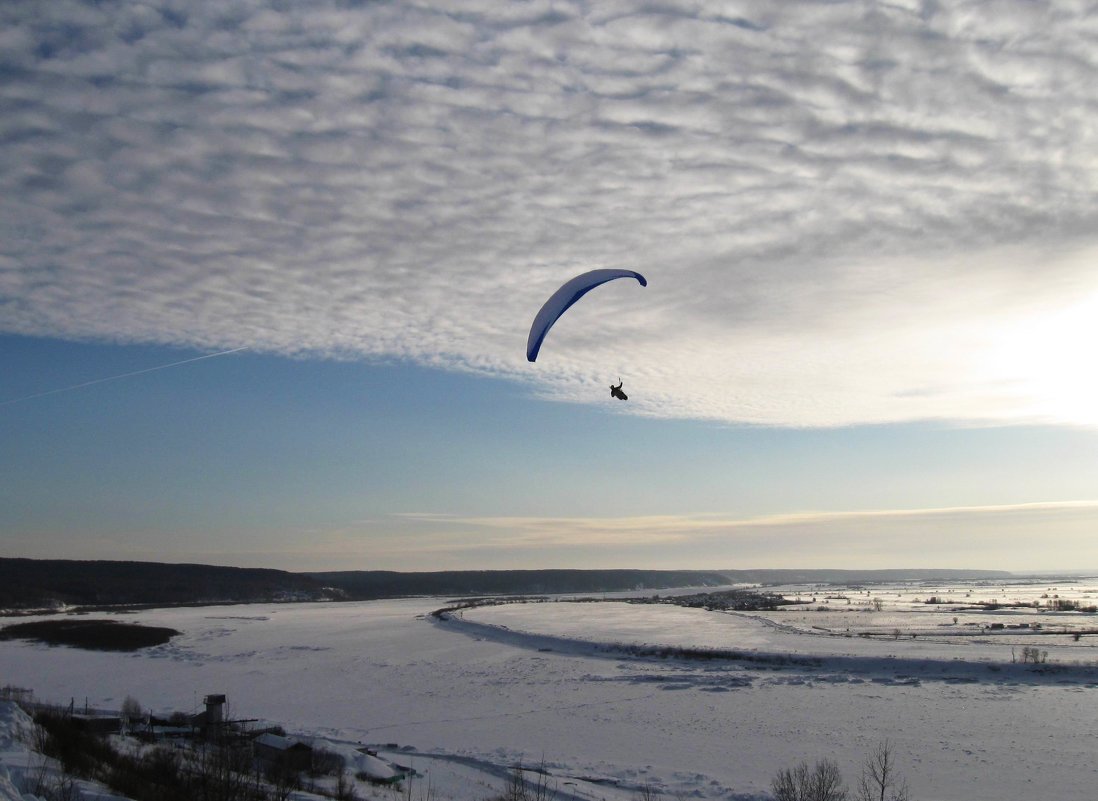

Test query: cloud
[3,0,1098,426]
[16,502,1096,571]
[380,501,1098,571]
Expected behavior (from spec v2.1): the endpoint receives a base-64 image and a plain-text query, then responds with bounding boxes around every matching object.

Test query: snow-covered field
[3,578,1098,801]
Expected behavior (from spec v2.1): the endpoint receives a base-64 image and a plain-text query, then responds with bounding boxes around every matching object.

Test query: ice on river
[1,585,1097,801]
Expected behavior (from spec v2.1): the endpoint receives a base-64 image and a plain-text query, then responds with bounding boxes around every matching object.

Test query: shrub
[772,759,846,801]
[1019,646,1047,664]
[34,709,114,777]
[495,762,557,801]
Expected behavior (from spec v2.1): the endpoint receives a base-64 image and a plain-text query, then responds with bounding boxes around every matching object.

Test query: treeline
[630,587,795,611]
[718,568,1011,585]
[312,568,1014,600]
[0,559,328,610]
[0,557,1017,611]
[0,561,733,609]
[307,568,731,599]
[0,619,180,650]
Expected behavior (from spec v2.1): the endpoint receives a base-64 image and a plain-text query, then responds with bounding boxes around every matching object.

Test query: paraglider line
[1,346,250,407]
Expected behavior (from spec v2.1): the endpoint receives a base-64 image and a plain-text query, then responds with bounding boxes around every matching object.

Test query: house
[255,732,314,771]
[70,714,122,734]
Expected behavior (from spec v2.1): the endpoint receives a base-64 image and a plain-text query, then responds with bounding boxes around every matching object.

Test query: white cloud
[3,0,1098,426]
[376,501,1098,571]
[10,500,1098,572]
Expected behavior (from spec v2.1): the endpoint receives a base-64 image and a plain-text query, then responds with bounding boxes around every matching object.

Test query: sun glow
[989,292,1098,426]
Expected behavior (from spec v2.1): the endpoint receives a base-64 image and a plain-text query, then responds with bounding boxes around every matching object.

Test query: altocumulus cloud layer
[3,0,1098,426]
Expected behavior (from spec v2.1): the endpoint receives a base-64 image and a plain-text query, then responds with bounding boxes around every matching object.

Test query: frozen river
[2,588,1098,800]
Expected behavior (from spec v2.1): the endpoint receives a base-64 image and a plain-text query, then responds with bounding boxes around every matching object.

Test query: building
[70,714,122,734]
[254,732,314,771]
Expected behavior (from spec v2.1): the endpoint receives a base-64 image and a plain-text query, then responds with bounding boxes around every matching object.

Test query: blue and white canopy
[526,269,647,362]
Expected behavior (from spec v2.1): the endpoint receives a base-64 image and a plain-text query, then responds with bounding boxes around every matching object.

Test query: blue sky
[2,0,1098,571]
[4,336,1096,570]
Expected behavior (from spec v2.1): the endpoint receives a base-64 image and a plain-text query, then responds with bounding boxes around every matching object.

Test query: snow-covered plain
[3,578,1098,801]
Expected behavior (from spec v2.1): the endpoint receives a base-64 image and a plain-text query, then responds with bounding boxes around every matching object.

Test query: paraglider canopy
[526,269,647,362]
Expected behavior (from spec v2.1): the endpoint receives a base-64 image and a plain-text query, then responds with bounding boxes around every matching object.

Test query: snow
[1,579,1098,800]
[256,732,298,750]
[0,701,38,801]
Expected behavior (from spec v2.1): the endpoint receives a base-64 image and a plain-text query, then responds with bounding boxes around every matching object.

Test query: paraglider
[526,269,647,362]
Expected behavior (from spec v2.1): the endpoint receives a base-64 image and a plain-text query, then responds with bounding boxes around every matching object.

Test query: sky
[2,0,1098,572]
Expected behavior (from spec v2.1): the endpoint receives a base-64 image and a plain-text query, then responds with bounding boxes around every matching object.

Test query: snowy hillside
[0,701,37,801]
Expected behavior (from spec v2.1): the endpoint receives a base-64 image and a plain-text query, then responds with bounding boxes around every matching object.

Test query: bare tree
[27,756,79,801]
[854,741,909,801]
[188,742,263,801]
[399,770,435,801]
[265,758,301,801]
[121,695,142,719]
[772,759,847,801]
[333,769,360,801]
[121,695,143,732]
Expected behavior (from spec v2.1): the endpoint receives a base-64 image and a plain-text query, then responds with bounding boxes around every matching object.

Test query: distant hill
[306,568,731,599]
[0,558,1017,611]
[0,558,328,610]
[715,568,1013,585]
[0,561,731,609]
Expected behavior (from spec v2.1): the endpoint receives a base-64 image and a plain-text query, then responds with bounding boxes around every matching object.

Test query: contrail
[1,346,250,407]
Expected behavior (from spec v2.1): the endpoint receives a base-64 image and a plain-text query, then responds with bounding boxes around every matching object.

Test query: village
[1,685,417,801]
